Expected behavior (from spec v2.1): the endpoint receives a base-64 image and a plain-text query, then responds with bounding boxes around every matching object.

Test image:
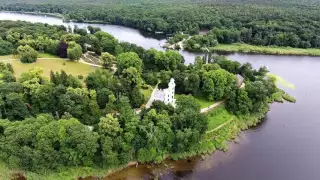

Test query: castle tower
[164,78,176,107]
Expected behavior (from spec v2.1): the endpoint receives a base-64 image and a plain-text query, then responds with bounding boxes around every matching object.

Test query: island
[0,18,297,179]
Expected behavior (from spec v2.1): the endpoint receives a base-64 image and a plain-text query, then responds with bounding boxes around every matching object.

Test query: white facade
[164,78,176,106]
[153,78,176,107]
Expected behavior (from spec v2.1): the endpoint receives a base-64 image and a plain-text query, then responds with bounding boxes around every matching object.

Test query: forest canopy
[1,0,320,49]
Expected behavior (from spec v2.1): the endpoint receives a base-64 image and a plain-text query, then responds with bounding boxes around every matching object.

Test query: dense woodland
[1,0,320,49]
[0,20,279,172]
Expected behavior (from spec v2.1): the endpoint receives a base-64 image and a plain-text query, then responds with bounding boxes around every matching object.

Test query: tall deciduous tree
[67,41,82,60]
[117,52,143,74]
[17,45,38,63]
[101,52,116,69]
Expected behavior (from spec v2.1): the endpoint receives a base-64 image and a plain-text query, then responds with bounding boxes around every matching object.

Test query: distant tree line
[1,0,320,49]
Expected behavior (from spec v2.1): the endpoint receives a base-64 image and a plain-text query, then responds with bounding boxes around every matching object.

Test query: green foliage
[17,45,38,63]
[0,114,99,171]
[282,93,296,103]
[184,34,218,51]
[155,50,184,71]
[101,52,115,69]
[67,41,82,60]
[142,72,158,86]
[202,69,236,100]
[167,33,188,44]
[0,40,14,55]
[207,106,233,130]
[117,52,143,73]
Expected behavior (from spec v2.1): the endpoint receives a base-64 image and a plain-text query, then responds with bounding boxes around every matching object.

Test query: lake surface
[1,12,320,180]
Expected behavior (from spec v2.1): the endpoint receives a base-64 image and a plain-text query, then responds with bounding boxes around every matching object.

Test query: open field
[6,58,96,78]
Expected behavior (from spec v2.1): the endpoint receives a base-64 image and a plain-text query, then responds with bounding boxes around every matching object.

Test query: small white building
[153,78,176,107]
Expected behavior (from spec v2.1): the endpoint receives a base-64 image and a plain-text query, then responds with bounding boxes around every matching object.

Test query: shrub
[17,45,38,63]
[78,75,84,80]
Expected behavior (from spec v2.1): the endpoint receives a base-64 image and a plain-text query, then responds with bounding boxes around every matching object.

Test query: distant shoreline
[186,43,320,57]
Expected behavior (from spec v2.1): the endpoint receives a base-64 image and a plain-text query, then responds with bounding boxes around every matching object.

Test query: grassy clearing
[267,73,295,89]
[207,106,233,131]
[175,93,214,109]
[0,55,18,60]
[8,58,96,79]
[211,43,320,56]
[38,53,59,58]
[140,85,153,103]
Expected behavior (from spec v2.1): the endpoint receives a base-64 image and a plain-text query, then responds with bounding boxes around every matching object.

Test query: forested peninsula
[1,0,320,55]
[0,19,296,179]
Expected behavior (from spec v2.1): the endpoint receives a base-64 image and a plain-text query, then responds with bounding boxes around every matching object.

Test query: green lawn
[0,55,17,60]
[176,93,214,109]
[7,58,96,79]
[38,53,59,58]
[207,106,233,131]
[211,43,320,56]
[140,85,153,104]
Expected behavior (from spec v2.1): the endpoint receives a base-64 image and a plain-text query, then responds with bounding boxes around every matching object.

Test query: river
[1,12,319,180]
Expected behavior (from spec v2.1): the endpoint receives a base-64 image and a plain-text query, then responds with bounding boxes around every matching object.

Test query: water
[1,12,320,180]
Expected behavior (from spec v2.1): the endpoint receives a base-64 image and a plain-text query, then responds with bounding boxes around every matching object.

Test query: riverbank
[210,43,320,56]
[2,11,64,19]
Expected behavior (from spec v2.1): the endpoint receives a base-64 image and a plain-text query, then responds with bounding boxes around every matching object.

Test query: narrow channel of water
[1,12,320,180]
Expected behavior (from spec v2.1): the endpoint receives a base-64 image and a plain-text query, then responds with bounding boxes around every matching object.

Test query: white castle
[153,78,176,107]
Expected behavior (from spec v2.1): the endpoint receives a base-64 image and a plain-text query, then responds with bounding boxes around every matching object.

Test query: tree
[0,40,13,55]
[67,41,82,60]
[88,26,101,34]
[17,45,38,63]
[85,69,114,90]
[184,73,200,94]
[122,67,142,89]
[117,52,143,74]
[31,83,56,114]
[129,87,144,108]
[226,85,252,115]
[57,40,68,58]
[98,114,123,167]
[99,114,122,137]
[171,95,207,152]
[58,88,100,125]
[5,93,30,120]
[94,31,118,54]
[45,39,59,55]
[155,50,183,71]
[96,88,113,109]
[101,52,116,69]
[202,69,236,100]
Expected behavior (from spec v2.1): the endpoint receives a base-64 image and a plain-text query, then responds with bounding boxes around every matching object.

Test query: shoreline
[2,11,320,57]
[211,44,320,57]
[0,108,264,180]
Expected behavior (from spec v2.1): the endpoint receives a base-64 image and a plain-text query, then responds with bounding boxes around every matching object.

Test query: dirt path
[200,100,226,113]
